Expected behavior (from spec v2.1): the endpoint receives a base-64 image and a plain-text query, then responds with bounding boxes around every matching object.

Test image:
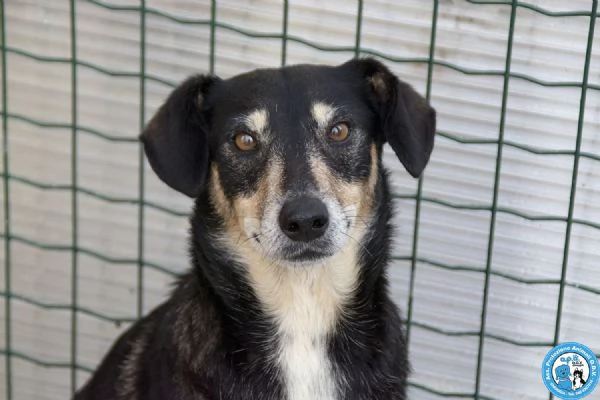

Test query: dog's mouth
[285,247,334,264]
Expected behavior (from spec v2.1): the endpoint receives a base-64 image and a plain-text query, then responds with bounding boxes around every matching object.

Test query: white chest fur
[276,273,339,400]
[245,247,360,400]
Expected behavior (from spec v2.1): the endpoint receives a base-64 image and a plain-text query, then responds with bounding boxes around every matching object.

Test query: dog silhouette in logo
[555,364,573,391]
[573,368,586,389]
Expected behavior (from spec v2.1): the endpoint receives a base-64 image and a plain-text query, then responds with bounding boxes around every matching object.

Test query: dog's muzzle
[278,196,329,242]
[252,192,348,265]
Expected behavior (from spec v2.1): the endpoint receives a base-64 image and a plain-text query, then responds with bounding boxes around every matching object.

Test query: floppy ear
[344,58,436,178]
[140,75,220,197]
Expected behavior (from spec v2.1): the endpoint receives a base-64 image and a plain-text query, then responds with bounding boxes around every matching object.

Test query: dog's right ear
[141,75,220,198]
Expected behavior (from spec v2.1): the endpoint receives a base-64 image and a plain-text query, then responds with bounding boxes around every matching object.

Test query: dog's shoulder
[75,273,219,400]
[74,301,168,399]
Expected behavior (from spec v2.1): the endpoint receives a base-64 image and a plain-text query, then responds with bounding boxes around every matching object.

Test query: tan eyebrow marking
[311,102,337,130]
[243,108,269,134]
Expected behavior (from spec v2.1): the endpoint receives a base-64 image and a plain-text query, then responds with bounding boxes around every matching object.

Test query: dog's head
[142,59,435,266]
[555,364,571,379]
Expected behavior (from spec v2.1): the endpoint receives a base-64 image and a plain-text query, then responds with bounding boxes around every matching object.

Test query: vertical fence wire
[474,1,517,398]
[0,1,12,399]
[549,2,597,399]
[136,0,147,320]
[209,0,216,75]
[353,0,363,58]
[405,0,439,349]
[69,0,80,394]
[280,0,289,67]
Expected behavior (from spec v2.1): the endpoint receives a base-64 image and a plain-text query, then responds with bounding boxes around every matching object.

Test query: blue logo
[542,342,598,399]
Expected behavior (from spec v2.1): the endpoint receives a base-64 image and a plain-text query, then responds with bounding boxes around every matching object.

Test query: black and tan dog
[75,58,435,400]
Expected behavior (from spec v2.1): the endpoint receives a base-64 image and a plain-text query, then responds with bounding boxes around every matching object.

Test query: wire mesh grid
[1,1,599,399]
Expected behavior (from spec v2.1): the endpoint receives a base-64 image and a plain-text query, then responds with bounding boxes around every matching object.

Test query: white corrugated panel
[0,1,599,399]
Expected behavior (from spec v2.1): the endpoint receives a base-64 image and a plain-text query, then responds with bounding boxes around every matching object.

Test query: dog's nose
[278,197,329,242]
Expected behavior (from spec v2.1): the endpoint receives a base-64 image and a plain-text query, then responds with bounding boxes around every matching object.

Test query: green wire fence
[1,1,599,399]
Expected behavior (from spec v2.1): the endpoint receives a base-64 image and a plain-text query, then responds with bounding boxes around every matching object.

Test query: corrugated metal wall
[1,1,599,399]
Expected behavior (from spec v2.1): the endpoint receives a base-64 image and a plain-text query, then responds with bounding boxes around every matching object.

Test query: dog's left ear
[344,58,436,178]
[141,75,220,197]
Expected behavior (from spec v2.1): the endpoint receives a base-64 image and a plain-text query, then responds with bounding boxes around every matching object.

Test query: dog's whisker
[342,213,371,228]
[340,231,373,258]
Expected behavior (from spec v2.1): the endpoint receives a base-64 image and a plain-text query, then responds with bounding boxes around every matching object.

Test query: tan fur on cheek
[308,144,379,218]
[208,158,284,244]
[208,164,253,246]
[362,144,379,214]
[233,158,283,239]
[208,165,234,224]
[340,144,379,223]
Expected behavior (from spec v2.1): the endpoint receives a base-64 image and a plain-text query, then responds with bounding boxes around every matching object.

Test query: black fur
[75,58,435,400]
[141,75,220,197]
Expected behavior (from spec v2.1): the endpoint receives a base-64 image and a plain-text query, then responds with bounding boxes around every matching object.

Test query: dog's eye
[328,123,350,142]
[233,132,257,151]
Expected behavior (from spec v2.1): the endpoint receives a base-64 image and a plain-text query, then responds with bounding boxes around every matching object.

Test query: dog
[573,368,586,389]
[74,58,436,400]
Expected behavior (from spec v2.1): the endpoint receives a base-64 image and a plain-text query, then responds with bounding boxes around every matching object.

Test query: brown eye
[234,132,257,151]
[328,122,350,142]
